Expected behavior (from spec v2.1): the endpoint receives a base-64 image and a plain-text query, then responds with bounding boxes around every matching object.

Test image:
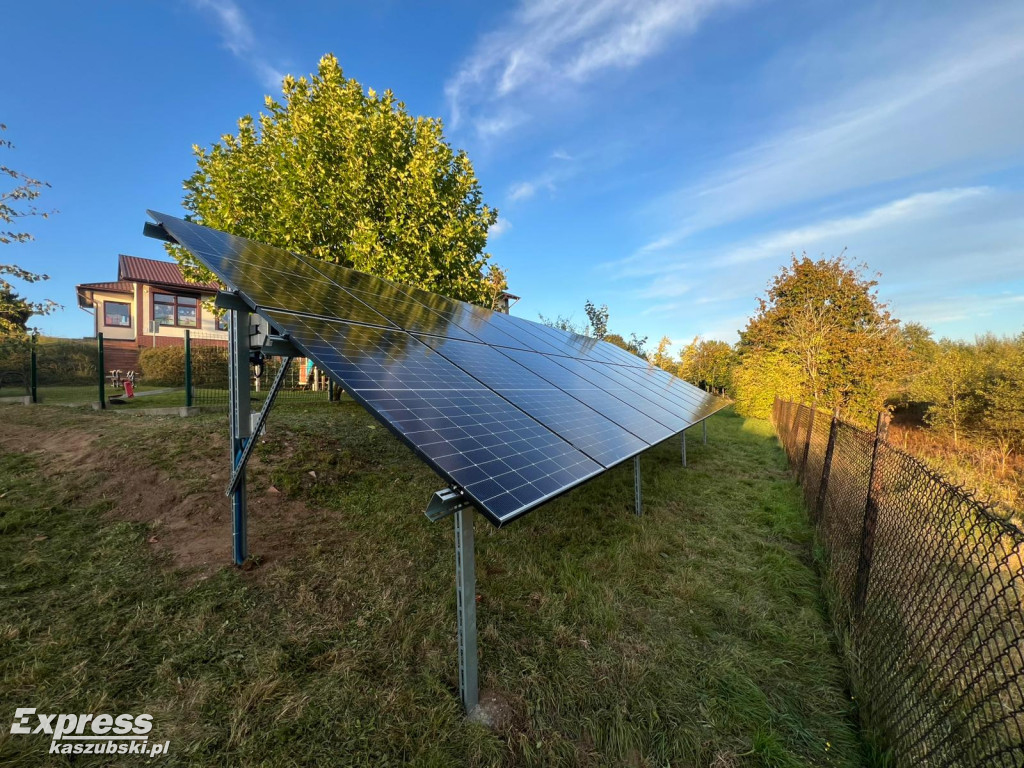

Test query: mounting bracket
[425,487,471,522]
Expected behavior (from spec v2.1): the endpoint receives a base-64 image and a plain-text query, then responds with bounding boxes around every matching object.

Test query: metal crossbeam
[454,507,479,713]
[225,355,294,497]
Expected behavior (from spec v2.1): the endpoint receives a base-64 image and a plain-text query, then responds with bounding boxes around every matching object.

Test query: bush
[140,345,230,389]
[139,347,185,386]
[191,345,229,389]
[35,339,97,386]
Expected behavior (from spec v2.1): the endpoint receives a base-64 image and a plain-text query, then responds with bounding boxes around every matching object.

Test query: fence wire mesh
[773,397,1024,767]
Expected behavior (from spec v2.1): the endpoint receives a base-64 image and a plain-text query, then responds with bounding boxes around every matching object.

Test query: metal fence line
[0,335,331,407]
[773,396,1024,767]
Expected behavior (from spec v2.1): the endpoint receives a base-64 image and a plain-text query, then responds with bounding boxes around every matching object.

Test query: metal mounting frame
[425,488,479,714]
[228,307,251,566]
[634,455,643,517]
[225,354,294,497]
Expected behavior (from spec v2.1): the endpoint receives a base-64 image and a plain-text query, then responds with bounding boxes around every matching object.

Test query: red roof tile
[77,280,135,294]
[117,254,220,291]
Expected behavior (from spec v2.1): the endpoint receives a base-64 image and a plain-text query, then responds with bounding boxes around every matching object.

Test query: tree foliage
[175,54,502,305]
[0,125,59,339]
[540,299,647,357]
[650,336,673,372]
[733,254,903,420]
[679,337,734,394]
[584,300,609,340]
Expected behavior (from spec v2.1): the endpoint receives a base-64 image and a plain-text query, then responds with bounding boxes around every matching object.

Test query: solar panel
[148,210,726,525]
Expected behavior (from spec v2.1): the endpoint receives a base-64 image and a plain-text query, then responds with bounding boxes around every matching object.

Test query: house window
[104,301,131,327]
[215,313,229,331]
[153,293,199,328]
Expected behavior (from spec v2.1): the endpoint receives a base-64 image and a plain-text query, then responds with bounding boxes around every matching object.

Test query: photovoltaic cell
[415,334,649,467]
[148,210,727,525]
[263,310,602,525]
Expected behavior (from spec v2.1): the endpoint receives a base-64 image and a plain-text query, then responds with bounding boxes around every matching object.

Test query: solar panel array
[148,210,725,526]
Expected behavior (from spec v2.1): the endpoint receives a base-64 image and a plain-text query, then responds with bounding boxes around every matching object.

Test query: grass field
[0,402,865,766]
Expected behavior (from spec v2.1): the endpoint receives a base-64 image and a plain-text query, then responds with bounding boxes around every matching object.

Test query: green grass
[33,384,173,406]
[0,403,865,766]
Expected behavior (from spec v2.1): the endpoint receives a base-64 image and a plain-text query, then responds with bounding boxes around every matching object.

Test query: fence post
[854,411,890,618]
[97,332,105,409]
[799,406,816,480]
[184,329,193,408]
[30,340,37,404]
[815,408,840,521]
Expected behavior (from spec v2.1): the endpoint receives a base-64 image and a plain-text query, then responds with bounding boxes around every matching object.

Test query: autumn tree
[978,337,1024,474]
[679,337,734,393]
[650,336,673,372]
[1,125,58,338]
[912,340,989,448]
[175,54,502,304]
[604,332,648,359]
[733,254,903,420]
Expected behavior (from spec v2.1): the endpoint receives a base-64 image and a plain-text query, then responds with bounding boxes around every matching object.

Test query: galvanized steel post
[702,418,707,445]
[454,506,478,713]
[184,329,193,408]
[30,341,37,404]
[97,332,105,409]
[634,455,642,516]
[681,429,687,467]
[228,309,251,566]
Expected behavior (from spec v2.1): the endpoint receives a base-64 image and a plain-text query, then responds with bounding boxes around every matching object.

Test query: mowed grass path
[0,402,863,766]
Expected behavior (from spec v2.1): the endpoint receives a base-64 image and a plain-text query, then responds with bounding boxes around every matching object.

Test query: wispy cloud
[489,218,512,239]
[190,0,285,89]
[508,181,538,202]
[620,185,1024,342]
[446,0,744,138]
[637,4,1024,254]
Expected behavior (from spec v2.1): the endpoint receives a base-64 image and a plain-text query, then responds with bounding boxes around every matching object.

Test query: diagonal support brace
[225,356,294,496]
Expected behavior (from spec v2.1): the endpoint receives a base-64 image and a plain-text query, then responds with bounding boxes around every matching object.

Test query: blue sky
[6,0,1024,350]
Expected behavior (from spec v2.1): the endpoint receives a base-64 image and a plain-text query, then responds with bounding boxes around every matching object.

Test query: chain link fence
[773,397,1024,767]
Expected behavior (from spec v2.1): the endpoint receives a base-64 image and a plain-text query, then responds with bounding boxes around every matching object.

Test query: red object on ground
[123,380,134,398]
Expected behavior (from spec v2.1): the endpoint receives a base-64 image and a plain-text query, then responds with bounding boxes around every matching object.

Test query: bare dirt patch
[0,421,318,579]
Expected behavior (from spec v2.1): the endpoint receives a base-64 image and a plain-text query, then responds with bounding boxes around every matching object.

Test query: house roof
[117,254,221,291]
[78,280,135,294]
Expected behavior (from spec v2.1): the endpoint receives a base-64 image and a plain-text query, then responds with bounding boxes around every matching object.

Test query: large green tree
[733,254,904,420]
[679,337,734,394]
[175,54,503,304]
[1,125,58,338]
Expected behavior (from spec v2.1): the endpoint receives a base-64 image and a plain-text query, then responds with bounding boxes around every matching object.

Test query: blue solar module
[262,310,603,524]
[148,210,727,524]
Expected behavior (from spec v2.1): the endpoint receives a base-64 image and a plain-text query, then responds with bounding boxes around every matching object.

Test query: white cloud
[489,218,512,238]
[190,0,285,89]
[621,185,1024,343]
[446,0,743,138]
[508,181,537,202]
[551,148,573,161]
[638,4,1024,253]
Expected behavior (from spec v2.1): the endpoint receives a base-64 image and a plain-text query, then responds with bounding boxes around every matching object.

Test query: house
[76,255,226,372]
